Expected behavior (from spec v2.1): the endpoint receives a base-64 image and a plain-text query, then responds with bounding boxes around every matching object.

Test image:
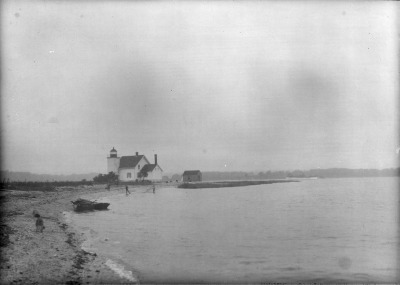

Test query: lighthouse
[107,147,120,174]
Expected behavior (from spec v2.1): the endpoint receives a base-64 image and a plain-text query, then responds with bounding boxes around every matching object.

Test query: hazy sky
[2,1,399,175]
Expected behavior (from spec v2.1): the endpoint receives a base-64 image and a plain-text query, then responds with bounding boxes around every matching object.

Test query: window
[127,173,131,178]
[138,165,140,170]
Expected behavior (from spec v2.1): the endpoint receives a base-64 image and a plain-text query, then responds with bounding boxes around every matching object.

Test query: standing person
[152,185,155,194]
[125,185,131,196]
[35,214,44,233]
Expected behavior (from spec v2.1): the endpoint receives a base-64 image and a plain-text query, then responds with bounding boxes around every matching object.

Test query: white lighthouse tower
[107,147,120,174]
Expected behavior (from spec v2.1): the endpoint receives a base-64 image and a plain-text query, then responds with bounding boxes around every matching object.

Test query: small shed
[182,170,202,182]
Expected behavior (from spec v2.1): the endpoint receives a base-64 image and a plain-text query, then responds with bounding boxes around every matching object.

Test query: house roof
[141,164,156,172]
[142,164,164,172]
[183,170,201,175]
[119,155,145,168]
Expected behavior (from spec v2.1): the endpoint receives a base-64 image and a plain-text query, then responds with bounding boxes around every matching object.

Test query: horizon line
[1,166,399,177]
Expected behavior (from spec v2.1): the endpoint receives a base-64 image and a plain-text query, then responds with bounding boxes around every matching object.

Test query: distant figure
[125,185,130,196]
[106,184,110,191]
[32,210,39,217]
[152,185,155,194]
[35,214,44,233]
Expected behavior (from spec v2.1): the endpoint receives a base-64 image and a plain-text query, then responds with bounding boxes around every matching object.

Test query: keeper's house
[182,170,202,182]
[107,147,163,182]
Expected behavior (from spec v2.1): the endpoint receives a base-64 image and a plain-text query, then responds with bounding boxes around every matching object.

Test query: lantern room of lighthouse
[107,147,120,174]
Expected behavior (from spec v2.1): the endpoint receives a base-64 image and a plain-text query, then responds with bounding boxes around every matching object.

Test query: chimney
[154,154,158,165]
[136,152,139,156]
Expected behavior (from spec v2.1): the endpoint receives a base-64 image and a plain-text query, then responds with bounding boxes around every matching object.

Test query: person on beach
[125,185,131,196]
[35,214,44,233]
[153,185,155,194]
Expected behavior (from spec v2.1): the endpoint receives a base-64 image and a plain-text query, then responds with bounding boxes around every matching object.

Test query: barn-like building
[107,147,163,182]
[182,170,202,182]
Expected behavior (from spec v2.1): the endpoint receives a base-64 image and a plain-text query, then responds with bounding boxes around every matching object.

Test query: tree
[171,174,181,181]
[93,172,119,184]
[137,168,149,181]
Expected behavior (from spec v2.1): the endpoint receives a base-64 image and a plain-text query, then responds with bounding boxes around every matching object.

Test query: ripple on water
[105,259,137,282]
[239,260,267,265]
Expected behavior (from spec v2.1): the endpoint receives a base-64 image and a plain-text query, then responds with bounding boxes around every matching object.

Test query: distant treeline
[1,167,399,187]
[167,168,400,181]
[0,180,94,191]
[0,171,98,182]
[286,168,400,178]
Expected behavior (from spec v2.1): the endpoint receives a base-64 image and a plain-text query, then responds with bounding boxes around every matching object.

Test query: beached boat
[71,198,110,212]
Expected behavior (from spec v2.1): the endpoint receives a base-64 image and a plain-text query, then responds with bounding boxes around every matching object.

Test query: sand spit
[178,179,299,189]
[0,185,139,284]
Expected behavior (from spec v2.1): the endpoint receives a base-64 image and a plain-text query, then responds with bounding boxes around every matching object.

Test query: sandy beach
[0,185,140,284]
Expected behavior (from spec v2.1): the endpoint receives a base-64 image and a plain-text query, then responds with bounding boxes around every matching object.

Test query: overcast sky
[2,1,399,175]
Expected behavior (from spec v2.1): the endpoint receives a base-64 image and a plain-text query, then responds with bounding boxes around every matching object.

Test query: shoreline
[0,185,140,284]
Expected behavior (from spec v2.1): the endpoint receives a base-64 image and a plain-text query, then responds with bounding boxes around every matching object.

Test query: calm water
[69,177,399,283]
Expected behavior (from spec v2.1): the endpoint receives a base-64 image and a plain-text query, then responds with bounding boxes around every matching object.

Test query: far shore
[0,184,143,284]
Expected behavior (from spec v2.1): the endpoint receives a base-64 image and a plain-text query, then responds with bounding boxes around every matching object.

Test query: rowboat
[71,198,110,212]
